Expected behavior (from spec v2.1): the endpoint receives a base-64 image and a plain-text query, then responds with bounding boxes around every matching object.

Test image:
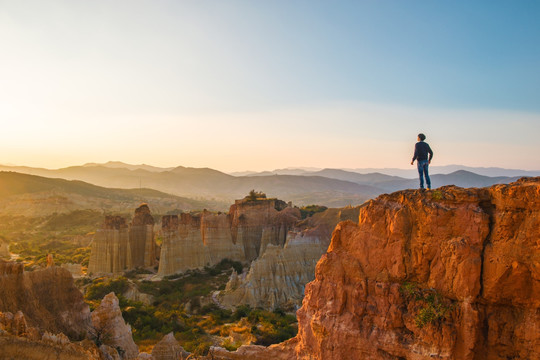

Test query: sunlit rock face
[157,214,211,275]
[88,205,157,275]
[158,198,301,277]
[91,292,138,360]
[220,234,326,310]
[229,199,300,261]
[0,260,91,340]
[211,178,540,360]
[220,206,361,310]
[129,204,156,268]
[293,178,540,360]
[201,211,245,265]
[0,267,101,360]
[88,215,130,274]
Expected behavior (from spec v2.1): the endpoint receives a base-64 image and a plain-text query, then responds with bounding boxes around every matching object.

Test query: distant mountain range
[0,171,225,216]
[0,162,537,211]
[231,165,540,178]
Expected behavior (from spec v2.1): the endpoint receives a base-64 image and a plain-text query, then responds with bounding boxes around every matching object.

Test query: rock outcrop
[158,198,300,276]
[220,235,327,310]
[88,204,157,275]
[151,332,190,360]
[91,292,139,360]
[0,261,103,358]
[158,213,221,275]
[0,260,91,339]
[211,178,540,360]
[129,204,156,268]
[220,206,361,310]
[88,215,130,274]
[293,178,540,360]
[229,199,300,261]
[0,333,102,360]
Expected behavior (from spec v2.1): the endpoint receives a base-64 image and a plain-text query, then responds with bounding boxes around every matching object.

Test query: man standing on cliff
[411,133,433,190]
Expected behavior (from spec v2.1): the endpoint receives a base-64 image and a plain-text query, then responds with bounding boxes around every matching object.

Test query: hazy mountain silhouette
[82,161,174,172]
[234,165,540,178]
[0,164,382,206]
[0,171,226,216]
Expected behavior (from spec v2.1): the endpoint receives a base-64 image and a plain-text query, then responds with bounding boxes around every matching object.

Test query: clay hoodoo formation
[91,292,139,360]
[158,213,213,275]
[211,178,540,360]
[158,198,301,276]
[88,204,157,274]
[151,332,190,360]
[220,206,361,310]
[0,259,91,340]
[230,198,300,261]
[129,203,157,268]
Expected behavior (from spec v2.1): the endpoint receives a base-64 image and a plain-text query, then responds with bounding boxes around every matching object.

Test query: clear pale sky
[1,0,539,172]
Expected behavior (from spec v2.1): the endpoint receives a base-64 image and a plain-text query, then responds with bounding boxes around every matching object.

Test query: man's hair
[418,133,426,141]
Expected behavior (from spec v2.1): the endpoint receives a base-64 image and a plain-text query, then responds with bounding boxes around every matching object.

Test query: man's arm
[411,143,418,165]
[428,144,433,163]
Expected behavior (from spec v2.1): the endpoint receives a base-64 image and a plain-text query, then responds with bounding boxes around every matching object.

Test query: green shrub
[400,282,454,328]
[85,277,130,301]
[431,190,443,200]
[245,190,267,201]
[299,205,328,219]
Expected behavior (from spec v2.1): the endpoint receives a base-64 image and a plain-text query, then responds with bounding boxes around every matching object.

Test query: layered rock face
[0,260,91,339]
[158,214,212,275]
[292,178,540,360]
[91,292,139,360]
[202,211,245,264]
[230,199,300,261]
[89,204,157,274]
[88,215,129,274]
[220,236,326,310]
[129,204,156,268]
[212,178,540,360]
[220,206,361,310]
[0,310,101,360]
[158,199,299,276]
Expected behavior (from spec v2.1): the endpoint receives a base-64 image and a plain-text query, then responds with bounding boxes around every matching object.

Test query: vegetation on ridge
[244,189,268,201]
[299,204,328,219]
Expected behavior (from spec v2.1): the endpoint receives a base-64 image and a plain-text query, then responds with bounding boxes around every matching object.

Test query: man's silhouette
[411,133,433,190]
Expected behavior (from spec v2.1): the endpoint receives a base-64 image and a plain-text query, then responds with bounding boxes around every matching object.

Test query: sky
[1,0,539,172]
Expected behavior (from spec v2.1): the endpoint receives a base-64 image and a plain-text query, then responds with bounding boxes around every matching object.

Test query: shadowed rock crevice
[478,192,495,301]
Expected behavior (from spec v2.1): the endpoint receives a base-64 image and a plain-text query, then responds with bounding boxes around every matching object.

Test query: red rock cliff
[294,178,539,360]
[211,178,540,360]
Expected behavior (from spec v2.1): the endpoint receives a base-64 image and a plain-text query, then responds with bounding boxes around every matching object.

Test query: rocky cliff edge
[210,178,540,360]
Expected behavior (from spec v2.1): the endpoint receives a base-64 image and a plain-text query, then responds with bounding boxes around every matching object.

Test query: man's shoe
[427,187,431,190]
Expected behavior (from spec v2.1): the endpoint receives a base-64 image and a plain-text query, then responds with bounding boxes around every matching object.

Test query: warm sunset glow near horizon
[1,1,539,172]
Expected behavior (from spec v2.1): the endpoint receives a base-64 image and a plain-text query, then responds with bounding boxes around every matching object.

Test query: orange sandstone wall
[293,178,539,360]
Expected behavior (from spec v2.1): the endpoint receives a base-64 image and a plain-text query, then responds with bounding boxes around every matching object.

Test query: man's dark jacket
[412,141,433,162]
